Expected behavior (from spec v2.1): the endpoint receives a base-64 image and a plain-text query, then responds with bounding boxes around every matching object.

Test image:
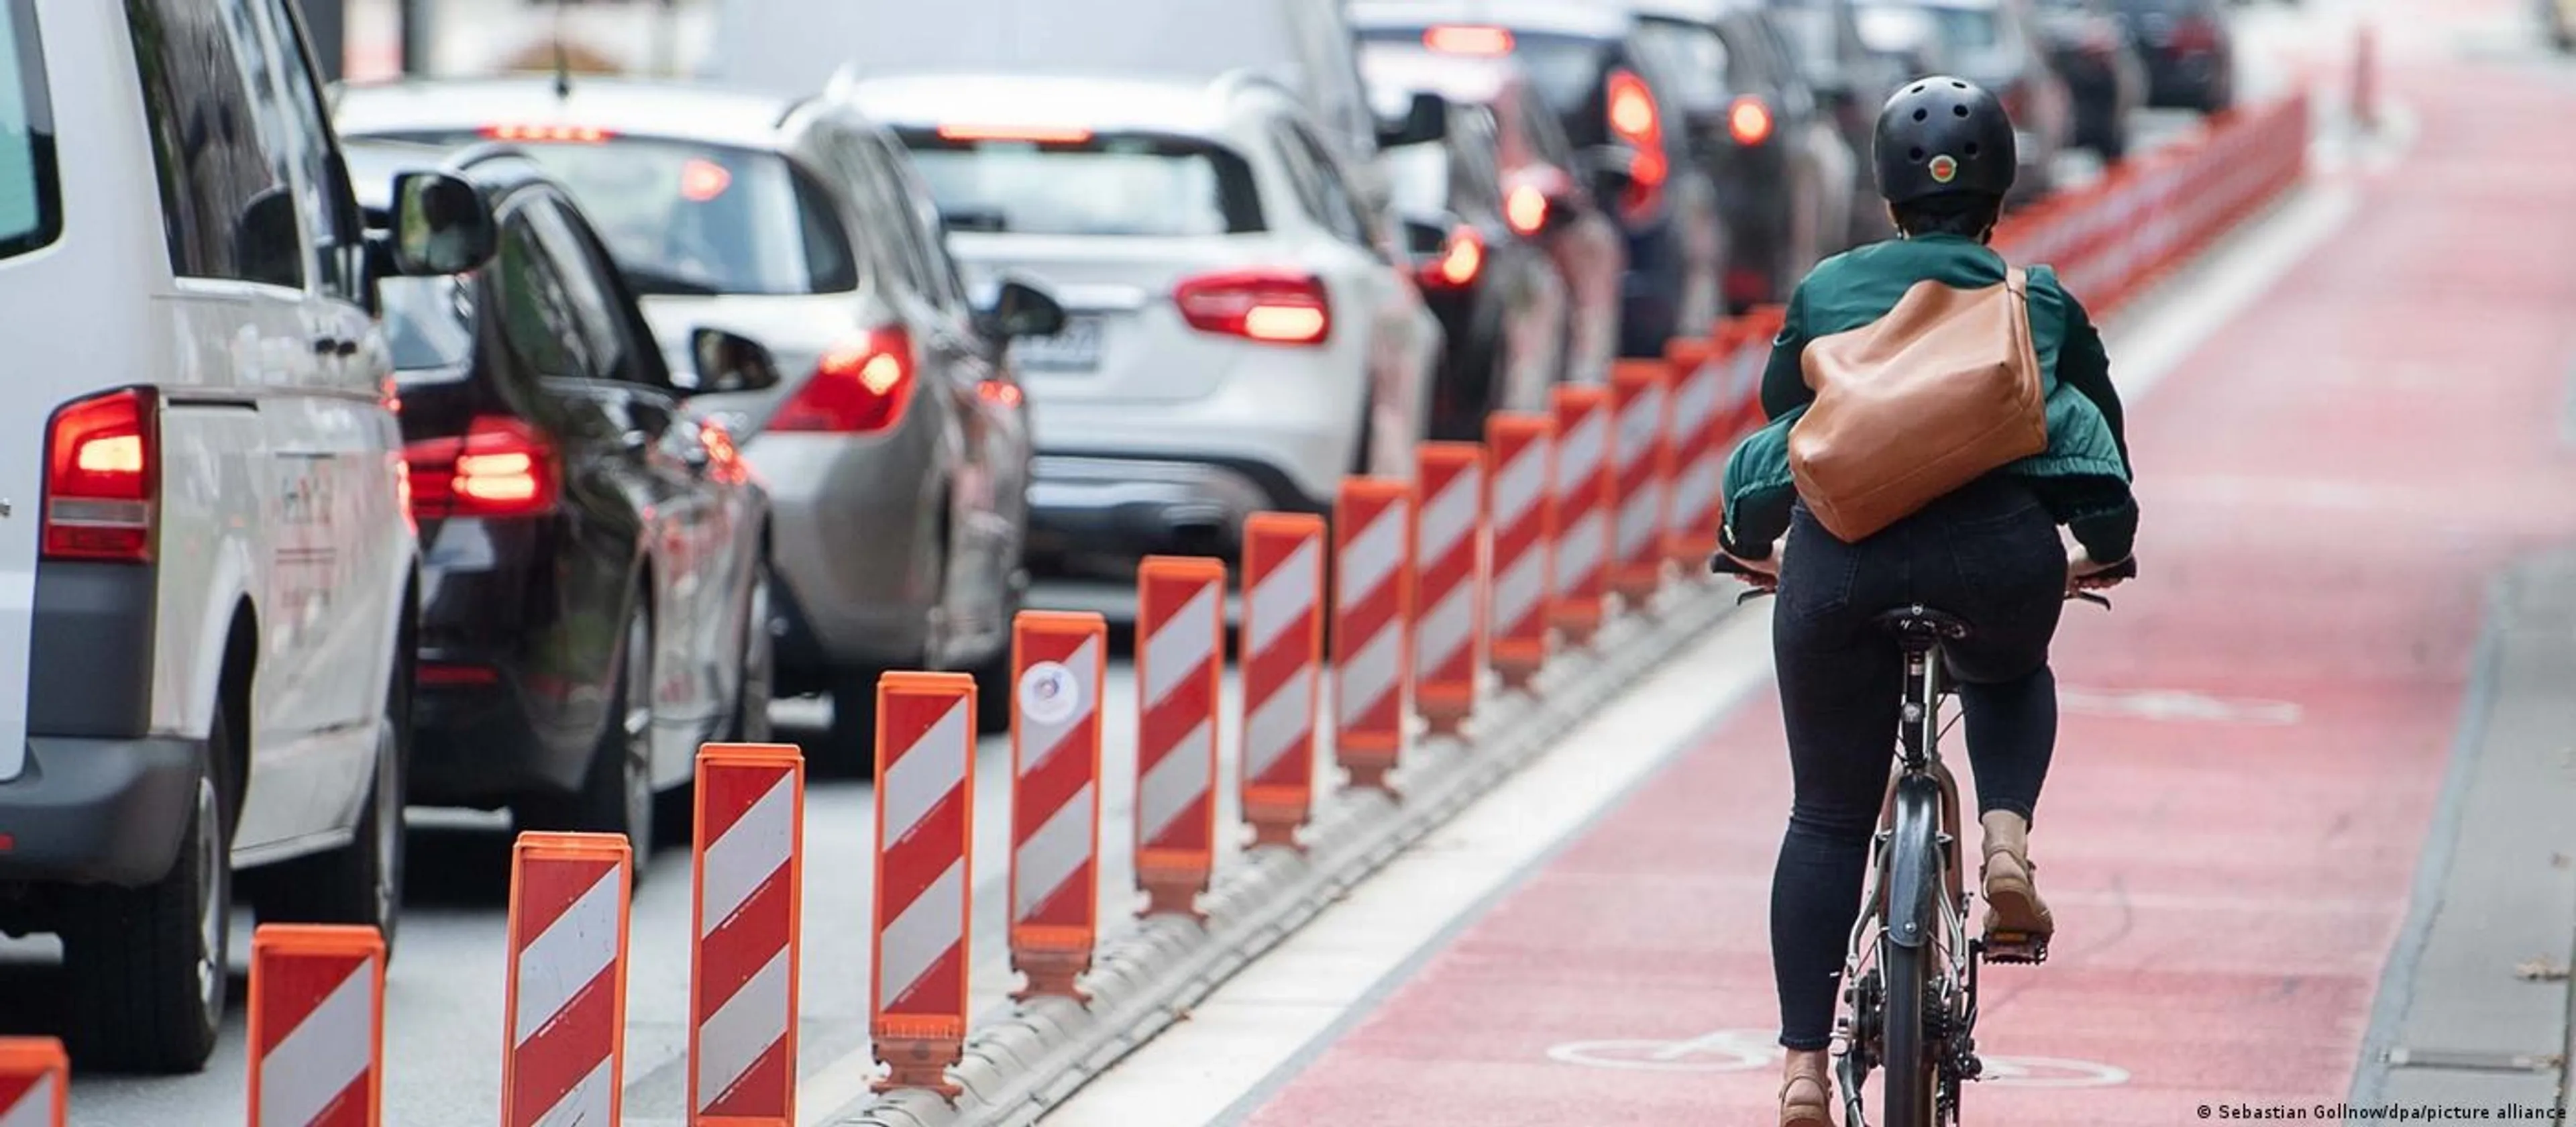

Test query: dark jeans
[1768,475,2066,1051]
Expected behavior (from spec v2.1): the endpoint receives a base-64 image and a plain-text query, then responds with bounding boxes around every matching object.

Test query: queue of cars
[0,0,2237,1081]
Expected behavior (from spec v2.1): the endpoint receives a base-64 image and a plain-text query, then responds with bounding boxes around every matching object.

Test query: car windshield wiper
[620,266,724,296]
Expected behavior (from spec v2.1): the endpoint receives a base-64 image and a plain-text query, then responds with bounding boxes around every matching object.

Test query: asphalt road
[9,650,1267,1127]
[7,6,2333,1121]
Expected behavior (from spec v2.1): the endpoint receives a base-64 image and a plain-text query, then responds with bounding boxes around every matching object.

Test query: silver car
[333,78,1062,740]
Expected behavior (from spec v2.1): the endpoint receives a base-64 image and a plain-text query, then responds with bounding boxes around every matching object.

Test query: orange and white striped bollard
[1410,443,1485,737]
[1334,478,1415,792]
[1607,360,1674,606]
[1483,413,1557,692]
[0,1039,65,1127]
[689,742,804,1124]
[502,832,633,1127]
[249,924,386,1127]
[1008,610,1107,1000]
[1240,513,1326,849]
[1548,385,1611,647]
[870,672,976,1098]
[1135,557,1224,920]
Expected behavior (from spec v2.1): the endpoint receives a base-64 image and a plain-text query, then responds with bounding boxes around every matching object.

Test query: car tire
[62,702,236,1075]
[725,562,776,746]
[252,651,410,953]
[824,663,879,771]
[517,602,655,875]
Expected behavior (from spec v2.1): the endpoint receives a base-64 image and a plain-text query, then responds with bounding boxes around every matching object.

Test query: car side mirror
[1376,91,1450,149]
[1397,214,1452,258]
[977,277,1069,339]
[388,171,497,276]
[687,328,785,395]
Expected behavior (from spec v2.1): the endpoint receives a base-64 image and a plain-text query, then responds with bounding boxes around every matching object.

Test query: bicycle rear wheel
[1880,935,1938,1126]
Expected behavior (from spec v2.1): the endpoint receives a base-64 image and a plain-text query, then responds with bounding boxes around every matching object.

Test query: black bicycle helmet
[1874,76,2017,204]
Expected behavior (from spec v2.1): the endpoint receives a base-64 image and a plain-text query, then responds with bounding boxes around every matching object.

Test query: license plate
[1015,316,1104,372]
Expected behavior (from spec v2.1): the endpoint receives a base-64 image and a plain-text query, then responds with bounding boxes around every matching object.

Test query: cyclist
[1711,76,2138,1126]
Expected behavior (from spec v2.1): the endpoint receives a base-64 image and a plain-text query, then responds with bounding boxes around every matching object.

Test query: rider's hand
[1721,538,1784,590]
[2067,545,2129,592]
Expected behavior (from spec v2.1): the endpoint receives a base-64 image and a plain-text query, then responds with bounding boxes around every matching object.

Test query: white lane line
[1036,167,2365,1127]
[1040,606,1779,1127]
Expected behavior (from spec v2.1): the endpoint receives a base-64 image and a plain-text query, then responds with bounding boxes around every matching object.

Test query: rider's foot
[1980,810,2055,963]
[1779,1049,1834,1127]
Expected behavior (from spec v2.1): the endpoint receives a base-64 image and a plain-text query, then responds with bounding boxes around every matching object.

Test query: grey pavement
[2352,551,2576,1115]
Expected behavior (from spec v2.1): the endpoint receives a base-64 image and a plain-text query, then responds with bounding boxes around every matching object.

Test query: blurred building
[335,0,718,83]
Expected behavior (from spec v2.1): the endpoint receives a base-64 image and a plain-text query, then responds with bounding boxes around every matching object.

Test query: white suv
[847,71,1444,589]
[0,0,490,1073]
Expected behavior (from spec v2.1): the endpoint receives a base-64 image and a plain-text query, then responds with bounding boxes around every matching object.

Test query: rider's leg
[1770,507,1903,1066]
[1958,667,2059,943]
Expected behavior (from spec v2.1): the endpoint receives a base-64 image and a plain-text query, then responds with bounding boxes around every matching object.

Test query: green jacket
[1718,233,2138,561]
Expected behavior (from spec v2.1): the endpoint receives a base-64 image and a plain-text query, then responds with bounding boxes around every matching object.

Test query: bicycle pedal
[1982,931,2049,964]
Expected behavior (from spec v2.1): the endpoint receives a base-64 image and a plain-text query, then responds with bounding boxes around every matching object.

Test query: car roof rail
[1209,67,1297,105]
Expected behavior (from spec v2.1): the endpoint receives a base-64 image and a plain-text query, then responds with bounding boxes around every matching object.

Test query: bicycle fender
[1884,773,1947,950]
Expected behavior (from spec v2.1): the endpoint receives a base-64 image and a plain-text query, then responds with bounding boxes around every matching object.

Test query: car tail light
[1505,184,1550,235]
[1173,270,1331,346]
[1728,95,1775,146]
[481,124,612,143]
[771,327,920,434]
[42,388,157,562]
[405,416,561,519]
[1423,25,1513,55]
[935,123,1095,144]
[2170,15,2220,52]
[1604,68,1669,218]
[1419,227,1485,290]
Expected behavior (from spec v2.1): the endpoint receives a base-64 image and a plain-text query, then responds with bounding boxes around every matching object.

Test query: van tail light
[771,326,920,433]
[1419,227,1486,290]
[1423,25,1514,56]
[1505,184,1550,235]
[42,388,157,562]
[1728,96,1775,146]
[1173,270,1331,345]
[2169,15,2220,53]
[405,416,561,519]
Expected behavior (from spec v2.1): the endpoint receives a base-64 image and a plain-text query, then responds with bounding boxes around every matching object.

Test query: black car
[2111,0,2235,112]
[1373,95,1571,437]
[1354,0,1727,358]
[349,142,777,854]
[1626,0,1865,307]
[2033,0,2148,160]
[1760,0,1917,245]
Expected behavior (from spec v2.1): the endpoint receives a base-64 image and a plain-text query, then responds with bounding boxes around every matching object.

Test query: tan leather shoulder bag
[1786,266,2048,543]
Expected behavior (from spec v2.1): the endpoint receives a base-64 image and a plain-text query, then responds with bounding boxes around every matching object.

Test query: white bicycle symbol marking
[1546,1028,2129,1088]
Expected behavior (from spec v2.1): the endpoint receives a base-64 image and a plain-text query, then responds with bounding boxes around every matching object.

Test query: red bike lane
[1236,61,2576,1127]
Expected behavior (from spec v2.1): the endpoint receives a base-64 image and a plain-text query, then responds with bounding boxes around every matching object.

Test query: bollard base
[1244,787,1310,853]
[1493,657,1544,694]
[1136,867,1210,924]
[1340,751,1400,796]
[1554,616,1600,650]
[871,1036,964,1101]
[1246,816,1304,851]
[1421,710,1468,739]
[1010,950,1093,1005]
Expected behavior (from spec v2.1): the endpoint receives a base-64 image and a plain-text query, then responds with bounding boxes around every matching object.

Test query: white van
[0,0,494,1073]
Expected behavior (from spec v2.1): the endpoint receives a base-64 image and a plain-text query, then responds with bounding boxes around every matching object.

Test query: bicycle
[1711,549,2137,1126]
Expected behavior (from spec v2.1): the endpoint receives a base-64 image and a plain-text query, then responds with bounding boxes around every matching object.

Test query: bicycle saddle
[1874,604,1973,651]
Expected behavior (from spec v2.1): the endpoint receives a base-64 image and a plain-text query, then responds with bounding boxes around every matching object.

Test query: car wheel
[64,704,235,1073]
[824,663,879,770]
[517,603,655,874]
[252,653,409,953]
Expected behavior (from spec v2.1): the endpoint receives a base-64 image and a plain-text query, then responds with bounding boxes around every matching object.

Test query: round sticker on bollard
[1018,660,1081,725]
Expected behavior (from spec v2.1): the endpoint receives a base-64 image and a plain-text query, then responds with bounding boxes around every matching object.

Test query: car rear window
[1358,27,1607,119]
[0,0,59,262]
[896,131,1263,237]
[1380,141,1452,217]
[386,132,855,297]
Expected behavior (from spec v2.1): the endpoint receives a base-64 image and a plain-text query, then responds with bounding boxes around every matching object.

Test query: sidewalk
[2352,551,2576,1116]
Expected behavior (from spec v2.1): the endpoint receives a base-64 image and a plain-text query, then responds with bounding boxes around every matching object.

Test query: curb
[824,579,1746,1126]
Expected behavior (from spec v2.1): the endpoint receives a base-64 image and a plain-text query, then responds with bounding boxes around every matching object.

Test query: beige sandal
[1980,837,2054,964]
[1778,1053,1835,1127]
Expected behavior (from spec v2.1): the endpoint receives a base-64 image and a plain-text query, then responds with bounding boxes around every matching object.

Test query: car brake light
[404,416,561,519]
[1424,25,1513,55]
[43,388,157,562]
[1505,184,1550,235]
[935,123,1095,144]
[1173,270,1331,346]
[771,327,920,433]
[1419,227,1485,289]
[1729,96,1775,146]
[481,124,613,143]
[1603,68,1668,218]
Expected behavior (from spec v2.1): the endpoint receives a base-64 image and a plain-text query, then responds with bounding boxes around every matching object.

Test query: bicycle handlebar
[1707,552,2137,606]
